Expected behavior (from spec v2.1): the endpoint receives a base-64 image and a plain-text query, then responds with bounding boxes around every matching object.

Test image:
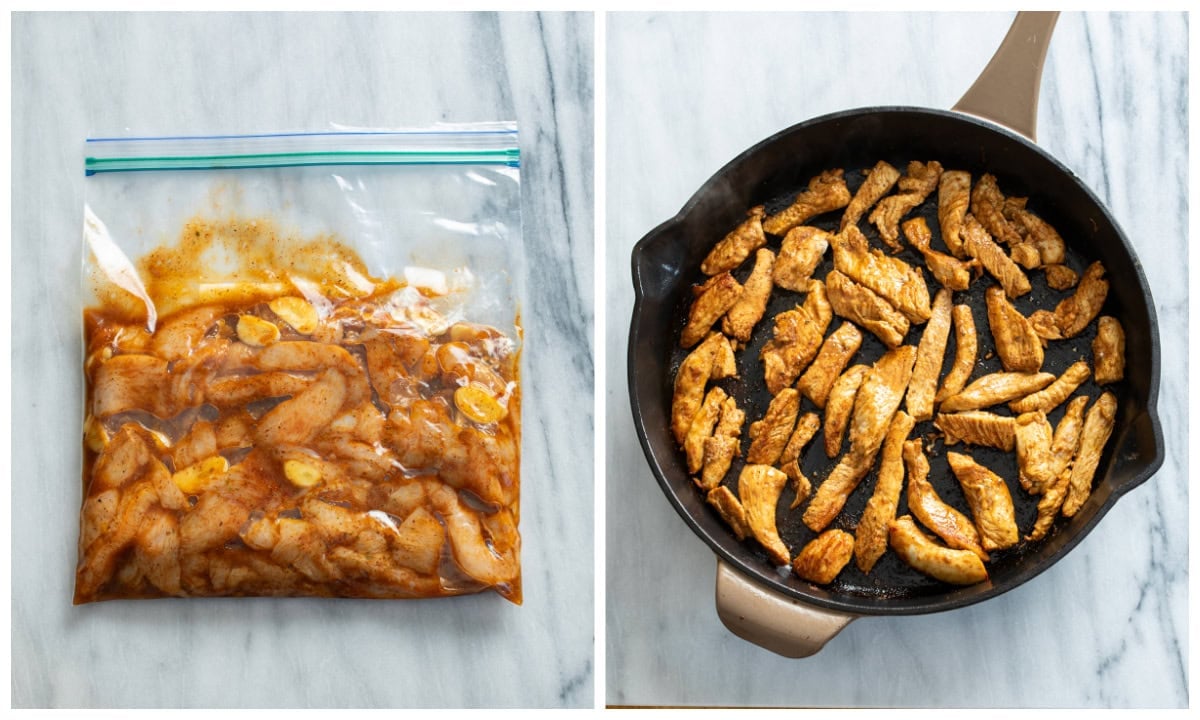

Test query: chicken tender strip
[854,411,917,573]
[801,453,874,533]
[1028,467,1071,542]
[779,412,820,509]
[1092,316,1126,385]
[823,365,869,458]
[698,397,745,491]
[902,217,973,291]
[939,371,1055,413]
[1051,261,1109,339]
[905,288,953,422]
[1063,392,1118,518]
[1014,411,1056,494]
[868,161,943,251]
[684,387,728,474]
[1008,360,1090,414]
[680,272,744,348]
[760,283,831,394]
[889,515,988,585]
[935,305,978,404]
[947,452,1019,551]
[1002,198,1066,266]
[1027,397,1088,540]
[904,440,988,561]
[793,529,855,585]
[762,169,852,236]
[832,225,932,323]
[746,388,801,465]
[962,214,1031,298]
[721,248,776,342]
[1029,309,1064,341]
[935,411,1015,452]
[671,332,729,444]
[1044,264,1079,290]
[970,174,1024,247]
[783,461,814,511]
[1010,242,1042,270]
[986,285,1044,373]
[706,486,751,541]
[773,226,831,292]
[938,170,972,258]
[841,161,901,231]
[738,465,792,566]
[826,270,910,348]
[701,206,767,275]
[796,322,863,409]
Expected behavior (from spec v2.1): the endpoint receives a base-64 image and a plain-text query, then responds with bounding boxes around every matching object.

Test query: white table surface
[605,11,1188,708]
[11,11,594,709]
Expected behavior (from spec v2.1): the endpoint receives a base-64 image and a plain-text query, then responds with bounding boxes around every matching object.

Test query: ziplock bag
[76,126,524,604]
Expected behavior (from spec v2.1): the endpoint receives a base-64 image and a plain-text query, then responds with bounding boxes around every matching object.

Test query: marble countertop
[605,11,1188,708]
[11,12,594,709]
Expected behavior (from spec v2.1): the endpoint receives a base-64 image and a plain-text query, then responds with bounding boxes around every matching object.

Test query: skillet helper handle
[952,11,1059,141]
[715,559,857,658]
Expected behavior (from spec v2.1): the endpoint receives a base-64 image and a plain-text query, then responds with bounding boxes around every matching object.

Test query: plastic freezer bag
[76,127,523,603]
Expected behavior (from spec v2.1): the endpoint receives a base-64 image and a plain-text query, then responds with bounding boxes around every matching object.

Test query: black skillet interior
[629,107,1164,615]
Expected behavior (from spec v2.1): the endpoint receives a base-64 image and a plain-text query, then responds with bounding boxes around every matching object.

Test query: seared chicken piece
[759,282,832,394]
[779,412,820,509]
[935,304,978,404]
[738,464,792,566]
[832,225,932,323]
[854,411,917,573]
[711,333,739,380]
[905,288,954,422]
[938,170,972,258]
[746,388,801,465]
[1010,242,1042,270]
[706,486,751,541]
[698,397,745,491]
[869,161,943,251]
[823,364,869,458]
[935,411,1016,452]
[796,322,864,409]
[763,169,852,235]
[680,272,743,348]
[1008,360,1090,414]
[793,529,855,584]
[701,206,767,275]
[684,387,728,474]
[1026,397,1088,540]
[939,371,1055,413]
[902,217,974,291]
[803,277,833,328]
[841,161,901,231]
[721,248,775,342]
[947,452,1019,552]
[970,174,1024,247]
[671,332,730,444]
[1093,316,1126,385]
[826,270,911,348]
[1002,198,1066,266]
[1043,264,1079,290]
[985,285,1044,373]
[1049,261,1110,339]
[773,226,831,292]
[904,440,988,561]
[962,214,1031,298]
[889,515,989,585]
[1063,392,1118,518]
[1014,411,1055,494]
[801,453,873,533]
[1029,309,1064,342]
[783,464,813,511]
[1028,468,1070,542]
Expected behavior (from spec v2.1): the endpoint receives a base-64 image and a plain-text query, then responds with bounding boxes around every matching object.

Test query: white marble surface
[11,12,594,708]
[605,12,1187,708]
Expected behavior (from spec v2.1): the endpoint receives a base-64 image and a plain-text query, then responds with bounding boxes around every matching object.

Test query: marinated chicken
[706,486,751,541]
[1042,261,1110,340]
[888,515,989,585]
[684,387,728,474]
[961,214,1031,298]
[1008,360,1090,414]
[985,285,1044,373]
[746,388,801,465]
[1013,411,1056,494]
[737,465,792,566]
[698,397,746,491]
[841,161,900,231]
[868,161,943,251]
[672,332,732,444]
[831,225,932,323]
[935,305,978,404]
[902,217,974,291]
[792,529,855,585]
[773,226,831,292]
[854,412,917,573]
[680,272,744,348]
[701,206,767,275]
[934,411,1016,452]
[825,270,910,348]
[1009,241,1041,270]
[939,371,1055,413]
[823,365,869,459]
[760,280,832,394]
[762,169,852,236]
[1062,392,1118,518]
[796,322,863,409]
[1093,316,1126,385]
[1043,264,1079,291]
[1027,397,1087,540]
[722,248,776,342]
[946,452,1019,552]
[970,174,1024,247]
[937,170,972,258]
[905,288,953,422]
[903,440,988,561]
[1002,197,1066,266]
[779,412,820,509]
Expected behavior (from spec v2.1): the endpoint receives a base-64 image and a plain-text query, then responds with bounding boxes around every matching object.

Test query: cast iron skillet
[628,13,1164,656]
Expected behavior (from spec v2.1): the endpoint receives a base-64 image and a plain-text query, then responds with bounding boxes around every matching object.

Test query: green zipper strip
[85,148,520,174]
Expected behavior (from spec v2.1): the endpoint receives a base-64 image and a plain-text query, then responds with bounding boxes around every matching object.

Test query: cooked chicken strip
[1029,309,1064,342]
[801,453,874,533]
[1014,411,1056,494]
[680,272,744,348]
[746,388,801,465]
[773,226,831,292]
[869,161,943,251]
[889,515,989,585]
[905,288,953,422]
[711,333,739,380]
[803,277,833,328]
[698,397,745,491]
[1062,392,1118,518]
[939,371,1055,413]
[854,411,917,573]
[759,283,831,394]
[902,217,974,291]
[793,529,855,585]
[1008,360,1090,414]
[783,461,813,511]
[738,464,792,566]
[938,170,972,258]
[1002,198,1066,266]
[986,285,1044,373]
[841,161,901,231]
[706,486,751,541]
[1027,397,1088,540]
[832,225,932,323]
[796,322,863,409]
[1051,261,1109,338]
[722,248,776,342]
[947,452,1019,552]
[904,440,988,561]
[935,411,1015,452]
[826,270,910,348]
[672,332,721,443]
[824,364,869,458]
[701,206,767,275]
[1093,316,1126,385]
[1027,467,1071,542]
[962,214,1031,298]
[1010,242,1042,270]
[935,304,978,404]
[970,174,1024,247]
[779,412,820,510]
[763,169,852,235]
[684,387,728,474]
[1044,264,1079,290]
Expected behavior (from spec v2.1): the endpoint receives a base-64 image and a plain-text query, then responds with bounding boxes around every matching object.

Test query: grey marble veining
[605,12,1187,708]
[11,11,593,708]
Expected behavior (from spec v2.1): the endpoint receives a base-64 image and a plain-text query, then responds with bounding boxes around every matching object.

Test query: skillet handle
[952,11,1059,141]
[714,559,858,658]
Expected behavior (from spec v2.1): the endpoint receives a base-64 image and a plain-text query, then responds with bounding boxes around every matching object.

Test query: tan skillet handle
[952,11,1060,141]
[715,559,858,658]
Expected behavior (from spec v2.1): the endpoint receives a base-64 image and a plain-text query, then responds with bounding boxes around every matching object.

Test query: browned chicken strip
[1063,392,1118,518]
[986,285,1044,373]
[779,412,820,510]
[796,322,864,409]
[706,486,751,541]
[869,161,943,251]
[746,388,801,465]
[971,174,1024,247]
[783,462,813,511]
[962,214,1031,298]
[889,515,988,585]
[1010,242,1042,270]
[763,169,852,236]
[1014,411,1056,494]
[854,412,917,573]
[684,387,728,474]
[947,452,1019,552]
[1028,468,1071,542]
[1008,360,1090,414]
[826,270,910,348]
[939,371,1055,413]
[935,411,1015,452]
[832,225,932,323]
[938,170,972,258]
[701,206,767,275]
[793,529,855,584]
[905,288,953,422]
[902,217,974,291]
[1002,198,1066,266]
[801,453,873,533]
[841,161,901,231]
[711,334,739,380]
[935,304,978,404]
[1027,397,1088,540]
[760,282,831,394]
[904,440,988,561]
[1093,316,1126,385]
[823,364,869,458]
[1029,309,1064,342]
[671,332,728,444]
[773,226,831,292]
[1051,261,1109,339]
[738,464,792,565]
[680,272,744,348]
[722,248,776,342]
[698,397,745,491]
[1043,264,1079,290]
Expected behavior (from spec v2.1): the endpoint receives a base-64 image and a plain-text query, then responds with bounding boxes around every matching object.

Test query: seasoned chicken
[801,453,873,533]
[1009,360,1090,414]
[721,248,775,342]
[1027,397,1088,540]
[746,388,801,465]
[779,412,820,509]
[1014,411,1055,494]
[831,225,932,323]
[939,371,1055,413]
[854,412,917,573]
[1043,264,1079,290]
[701,206,767,275]
[763,169,852,235]
[1010,242,1042,270]
[759,282,831,394]
[737,464,792,565]
[1063,392,1117,518]
[671,332,730,444]
[680,272,744,348]
[684,387,728,474]
[698,396,745,491]
[970,174,1024,247]
[1093,316,1126,385]
[796,322,863,409]
[935,304,978,404]
[904,440,988,561]
[902,217,974,291]
[961,214,1031,298]
[783,463,813,511]
[706,486,751,541]
[823,364,869,458]
[773,226,831,292]
[793,529,855,585]
[1049,261,1110,339]
[946,452,1019,552]
[938,170,972,258]
[905,288,953,422]
[841,161,901,231]
[825,270,911,348]
[711,333,739,380]
[1027,468,1070,542]
[985,285,1044,373]
[1002,198,1066,266]
[935,411,1016,452]
[1028,309,1063,341]
[888,515,988,585]
[869,161,943,251]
